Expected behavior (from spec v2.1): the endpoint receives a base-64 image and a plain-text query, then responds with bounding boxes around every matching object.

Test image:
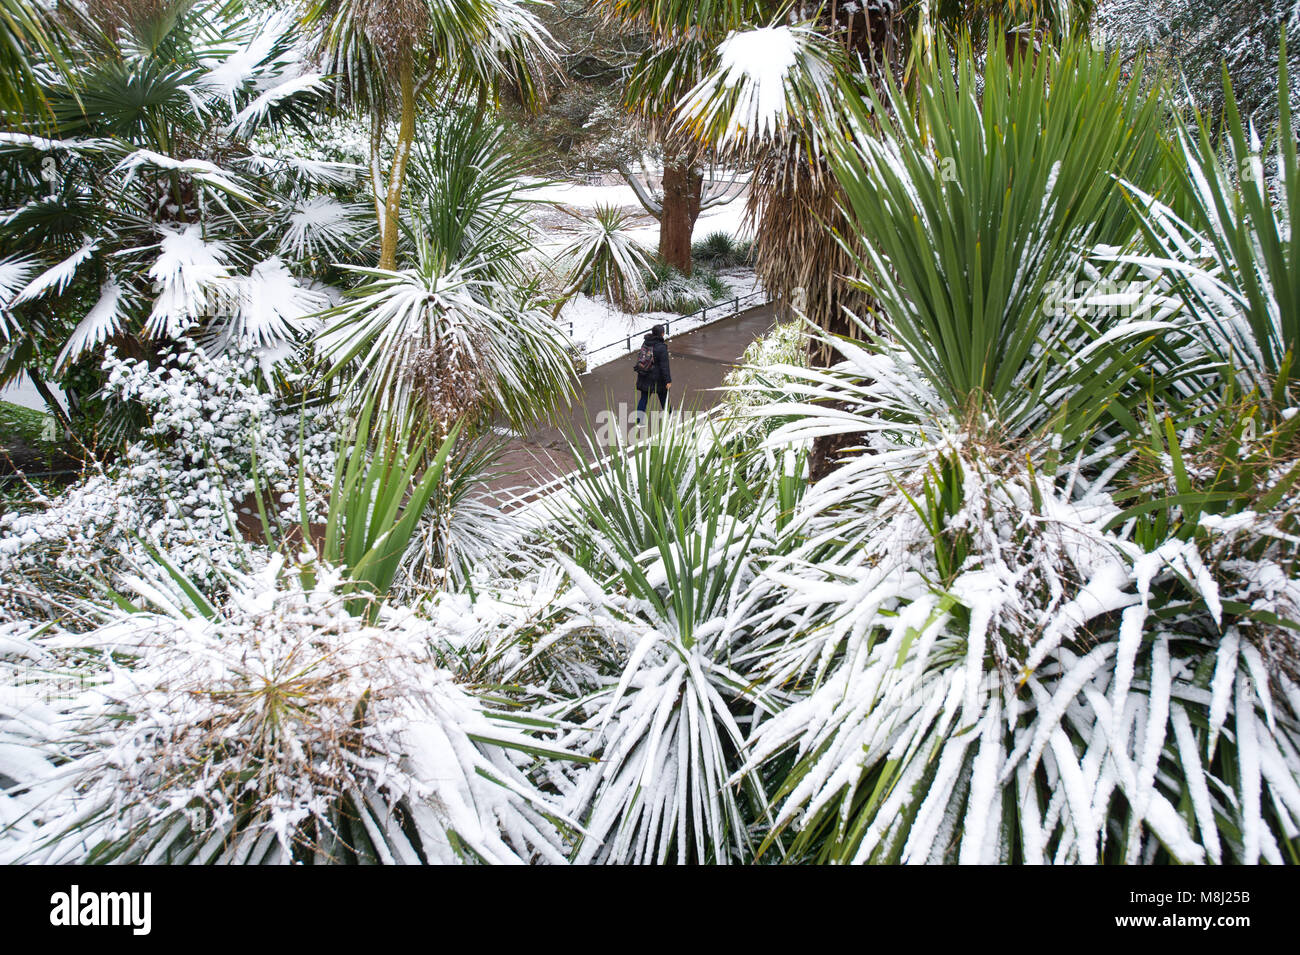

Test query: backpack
[633,342,655,376]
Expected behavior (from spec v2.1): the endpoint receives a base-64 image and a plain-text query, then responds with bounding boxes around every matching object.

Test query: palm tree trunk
[369,107,387,249]
[658,159,702,275]
[379,56,418,270]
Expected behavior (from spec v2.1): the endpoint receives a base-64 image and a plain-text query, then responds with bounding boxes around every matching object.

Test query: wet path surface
[491,303,776,495]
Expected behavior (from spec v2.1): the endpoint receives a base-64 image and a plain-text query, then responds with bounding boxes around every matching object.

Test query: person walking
[633,323,671,426]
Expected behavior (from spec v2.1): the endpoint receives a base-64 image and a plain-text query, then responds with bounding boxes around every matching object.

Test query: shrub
[0,343,335,616]
[722,320,809,444]
[692,231,754,269]
[641,262,727,314]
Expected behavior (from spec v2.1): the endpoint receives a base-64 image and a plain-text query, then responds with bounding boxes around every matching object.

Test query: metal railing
[578,290,768,362]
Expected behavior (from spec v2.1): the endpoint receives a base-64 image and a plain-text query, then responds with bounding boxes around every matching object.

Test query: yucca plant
[310,397,463,616]
[737,409,1300,863]
[1124,39,1300,393]
[552,415,780,863]
[0,551,578,864]
[555,203,654,312]
[824,35,1185,453]
[720,35,1300,865]
[314,107,574,431]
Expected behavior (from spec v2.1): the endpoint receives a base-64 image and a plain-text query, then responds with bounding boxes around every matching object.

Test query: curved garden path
[490,302,777,497]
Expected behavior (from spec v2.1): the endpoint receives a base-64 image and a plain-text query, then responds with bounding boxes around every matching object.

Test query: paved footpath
[491,303,777,495]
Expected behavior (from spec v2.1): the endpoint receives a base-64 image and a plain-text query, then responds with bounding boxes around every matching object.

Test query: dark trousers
[636,386,668,421]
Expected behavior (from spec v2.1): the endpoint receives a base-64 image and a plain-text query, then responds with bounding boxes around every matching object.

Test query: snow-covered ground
[524,178,754,253]
[524,178,764,369]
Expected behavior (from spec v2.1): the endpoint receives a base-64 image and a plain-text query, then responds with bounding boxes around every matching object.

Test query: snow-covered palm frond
[277,196,368,261]
[214,257,328,350]
[316,258,500,415]
[194,9,303,107]
[482,0,559,64]
[0,133,113,156]
[116,150,255,203]
[9,239,98,307]
[227,72,329,137]
[0,255,36,341]
[447,0,561,107]
[1,554,576,865]
[0,0,376,446]
[0,255,36,302]
[677,24,838,151]
[55,279,128,371]
[307,0,556,113]
[240,153,362,188]
[145,225,232,340]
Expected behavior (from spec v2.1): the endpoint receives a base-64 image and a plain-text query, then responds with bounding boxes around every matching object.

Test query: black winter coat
[635,333,671,392]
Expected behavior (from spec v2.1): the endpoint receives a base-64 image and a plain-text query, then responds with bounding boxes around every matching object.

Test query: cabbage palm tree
[315,233,574,432]
[724,37,1300,865]
[823,36,1178,447]
[313,108,575,431]
[304,0,560,269]
[553,415,782,863]
[610,1,1093,345]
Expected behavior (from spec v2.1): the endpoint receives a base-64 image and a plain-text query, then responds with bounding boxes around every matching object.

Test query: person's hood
[643,332,664,342]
